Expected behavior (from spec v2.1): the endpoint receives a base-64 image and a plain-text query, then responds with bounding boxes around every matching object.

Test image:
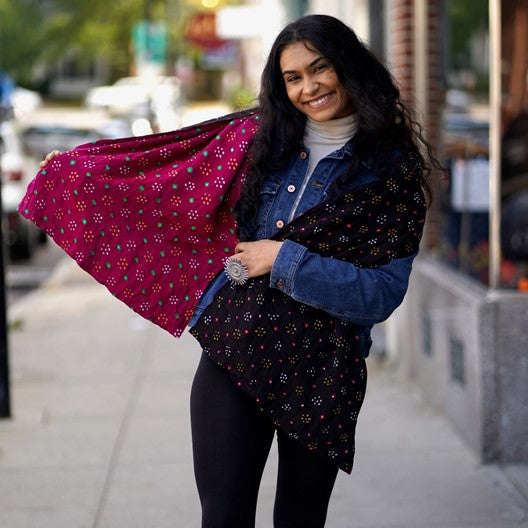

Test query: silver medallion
[224,256,249,285]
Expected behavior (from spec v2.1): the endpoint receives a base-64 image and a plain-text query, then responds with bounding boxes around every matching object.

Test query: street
[1,1,527,524]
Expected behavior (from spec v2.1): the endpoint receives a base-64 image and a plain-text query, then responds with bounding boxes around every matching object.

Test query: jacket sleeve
[270,239,416,324]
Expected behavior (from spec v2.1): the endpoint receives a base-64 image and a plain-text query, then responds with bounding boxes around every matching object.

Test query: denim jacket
[189,138,417,353]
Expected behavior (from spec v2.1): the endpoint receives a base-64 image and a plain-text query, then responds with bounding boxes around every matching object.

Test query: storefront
[225,0,528,464]
[383,0,528,464]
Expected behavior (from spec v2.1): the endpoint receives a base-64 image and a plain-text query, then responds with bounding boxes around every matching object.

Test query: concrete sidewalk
[1,258,528,528]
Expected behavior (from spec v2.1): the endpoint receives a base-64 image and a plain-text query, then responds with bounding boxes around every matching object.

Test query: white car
[10,87,43,120]
[85,75,186,131]
[0,119,43,259]
[20,108,133,160]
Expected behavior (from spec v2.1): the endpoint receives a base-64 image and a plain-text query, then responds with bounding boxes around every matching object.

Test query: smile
[304,93,334,108]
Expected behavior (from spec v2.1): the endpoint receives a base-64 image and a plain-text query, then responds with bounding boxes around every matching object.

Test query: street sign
[184,12,227,49]
[132,21,168,72]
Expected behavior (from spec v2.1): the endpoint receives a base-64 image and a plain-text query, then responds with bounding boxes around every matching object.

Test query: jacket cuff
[270,239,307,293]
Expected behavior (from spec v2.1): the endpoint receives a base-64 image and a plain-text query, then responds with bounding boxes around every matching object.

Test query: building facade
[218,0,528,464]
[367,0,528,465]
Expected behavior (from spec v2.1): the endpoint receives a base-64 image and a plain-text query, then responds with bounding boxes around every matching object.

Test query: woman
[34,14,435,528]
[187,14,433,527]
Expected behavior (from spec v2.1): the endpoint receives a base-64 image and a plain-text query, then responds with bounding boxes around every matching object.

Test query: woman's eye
[286,75,300,83]
[314,63,328,72]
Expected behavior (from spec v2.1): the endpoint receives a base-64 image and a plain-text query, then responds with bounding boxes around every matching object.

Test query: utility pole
[0,184,10,419]
[144,0,152,65]
[0,11,11,417]
[0,84,11,419]
[144,0,152,21]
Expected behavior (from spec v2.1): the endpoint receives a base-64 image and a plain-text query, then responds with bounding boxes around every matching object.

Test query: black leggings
[190,353,339,528]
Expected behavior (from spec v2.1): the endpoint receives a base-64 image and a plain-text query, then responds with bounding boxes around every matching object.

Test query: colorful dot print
[190,149,427,473]
[20,110,427,473]
[19,111,259,337]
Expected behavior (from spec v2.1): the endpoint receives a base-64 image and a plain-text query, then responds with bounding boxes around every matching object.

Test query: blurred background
[0,0,527,493]
[0,0,526,289]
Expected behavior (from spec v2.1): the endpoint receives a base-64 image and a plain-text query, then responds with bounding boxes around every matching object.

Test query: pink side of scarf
[18,111,259,337]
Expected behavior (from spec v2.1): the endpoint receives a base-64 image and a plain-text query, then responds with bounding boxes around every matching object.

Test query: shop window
[437,0,528,290]
[438,0,491,284]
[500,0,528,289]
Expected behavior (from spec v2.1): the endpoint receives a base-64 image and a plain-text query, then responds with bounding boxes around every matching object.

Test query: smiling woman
[24,13,440,528]
[280,42,353,121]
[188,14,440,528]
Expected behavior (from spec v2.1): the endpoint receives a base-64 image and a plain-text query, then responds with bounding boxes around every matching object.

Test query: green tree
[0,0,47,85]
[1,0,242,88]
[448,0,489,69]
[0,0,170,86]
[41,0,171,81]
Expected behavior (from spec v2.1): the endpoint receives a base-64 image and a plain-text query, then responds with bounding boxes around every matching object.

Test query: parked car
[85,75,186,132]
[0,119,43,259]
[1,108,133,259]
[10,86,43,119]
[19,108,133,160]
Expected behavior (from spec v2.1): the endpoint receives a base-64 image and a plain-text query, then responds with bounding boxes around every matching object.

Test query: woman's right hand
[39,150,61,168]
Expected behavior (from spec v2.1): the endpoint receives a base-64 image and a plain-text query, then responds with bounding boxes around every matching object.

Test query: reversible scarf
[189,150,427,473]
[19,110,259,336]
[20,108,427,473]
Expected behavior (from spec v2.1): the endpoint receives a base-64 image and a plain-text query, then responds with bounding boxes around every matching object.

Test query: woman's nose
[303,78,319,95]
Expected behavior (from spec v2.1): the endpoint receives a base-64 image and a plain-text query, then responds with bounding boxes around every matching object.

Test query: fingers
[231,240,283,278]
[39,150,61,168]
[48,149,61,159]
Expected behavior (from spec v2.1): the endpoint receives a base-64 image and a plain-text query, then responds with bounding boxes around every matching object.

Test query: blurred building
[381,0,528,470]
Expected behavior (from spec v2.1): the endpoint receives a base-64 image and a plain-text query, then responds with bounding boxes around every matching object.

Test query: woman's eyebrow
[282,56,324,76]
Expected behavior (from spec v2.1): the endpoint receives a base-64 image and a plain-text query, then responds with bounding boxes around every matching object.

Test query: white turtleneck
[288,114,358,222]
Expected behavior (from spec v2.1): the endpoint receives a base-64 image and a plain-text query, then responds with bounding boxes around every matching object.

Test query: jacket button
[300,151,307,159]
[287,185,296,193]
[276,219,284,229]
[277,278,285,289]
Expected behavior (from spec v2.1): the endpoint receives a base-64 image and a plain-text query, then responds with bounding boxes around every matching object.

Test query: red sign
[184,12,228,50]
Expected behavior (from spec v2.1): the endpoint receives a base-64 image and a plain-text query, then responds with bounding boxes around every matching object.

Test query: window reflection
[500,0,528,289]
[438,0,528,290]
[439,0,490,284]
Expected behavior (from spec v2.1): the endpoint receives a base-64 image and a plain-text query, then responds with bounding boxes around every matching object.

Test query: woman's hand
[234,240,284,278]
[39,150,61,168]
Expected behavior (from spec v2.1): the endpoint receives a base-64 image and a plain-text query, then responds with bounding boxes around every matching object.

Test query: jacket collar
[298,135,357,160]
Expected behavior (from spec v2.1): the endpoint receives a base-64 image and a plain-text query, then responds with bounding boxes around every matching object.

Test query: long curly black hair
[235,14,437,237]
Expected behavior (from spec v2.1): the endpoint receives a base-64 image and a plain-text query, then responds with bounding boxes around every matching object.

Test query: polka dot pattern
[19,108,427,473]
[18,110,259,337]
[190,149,427,473]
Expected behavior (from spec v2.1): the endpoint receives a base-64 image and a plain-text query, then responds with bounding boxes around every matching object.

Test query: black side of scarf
[190,148,427,473]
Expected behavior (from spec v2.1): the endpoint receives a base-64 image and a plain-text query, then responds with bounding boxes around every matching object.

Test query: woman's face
[279,40,353,122]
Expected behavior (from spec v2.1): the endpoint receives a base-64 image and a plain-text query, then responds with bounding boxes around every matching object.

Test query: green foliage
[40,0,151,81]
[0,0,170,85]
[0,0,47,84]
[1,0,245,87]
[448,0,489,69]
[227,86,257,111]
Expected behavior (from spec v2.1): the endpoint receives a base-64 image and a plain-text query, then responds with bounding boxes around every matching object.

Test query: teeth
[307,95,330,108]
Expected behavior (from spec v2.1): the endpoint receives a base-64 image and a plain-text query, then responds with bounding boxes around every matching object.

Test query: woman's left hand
[234,240,284,278]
